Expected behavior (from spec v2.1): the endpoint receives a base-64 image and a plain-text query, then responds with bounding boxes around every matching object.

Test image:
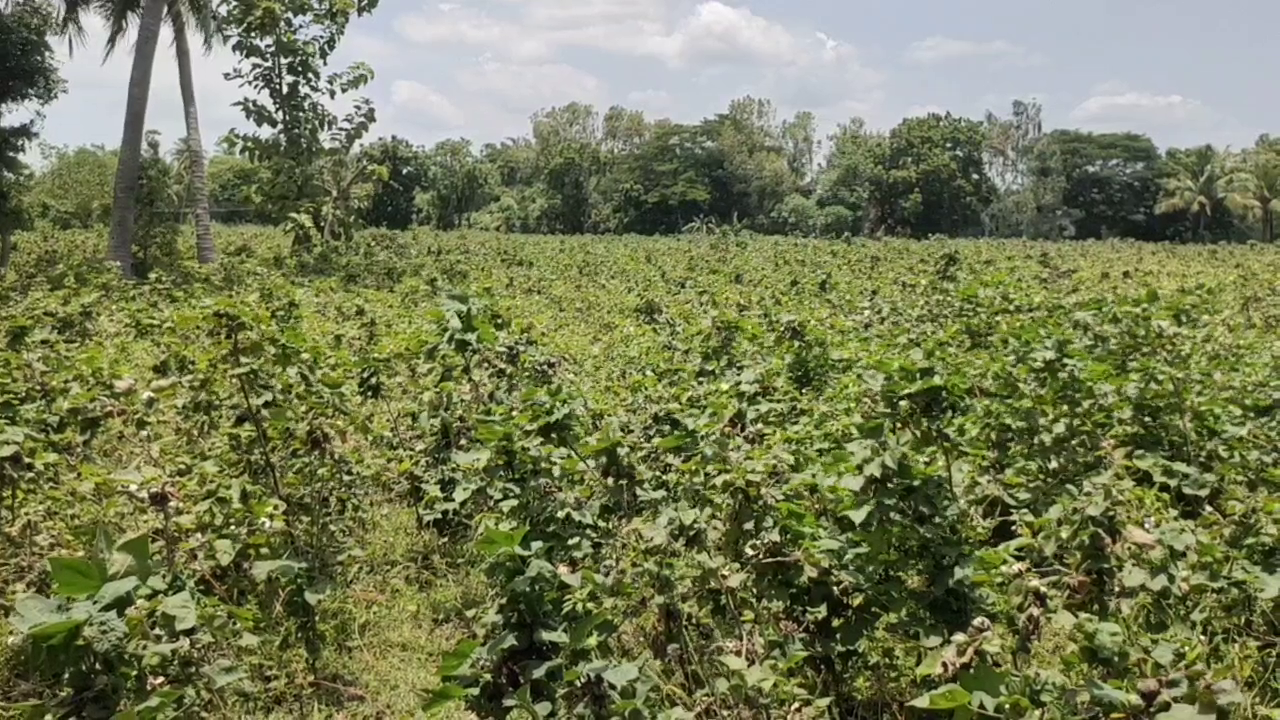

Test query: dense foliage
[4,227,1280,718]
[20,97,1279,251]
[0,0,62,272]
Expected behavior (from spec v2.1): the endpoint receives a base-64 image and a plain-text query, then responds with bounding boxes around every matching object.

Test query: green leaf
[844,504,873,526]
[451,448,491,467]
[916,647,945,678]
[1119,565,1150,589]
[536,629,569,645]
[907,684,972,710]
[1155,703,1215,720]
[422,684,471,713]
[475,526,527,556]
[9,594,88,640]
[1087,679,1140,709]
[959,665,1008,711]
[439,640,480,676]
[94,577,141,608]
[112,533,152,582]
[1211,680,1245,709]
[47,556,105,597]
[719,655,749,672]
[160,591,198,632]
[118,688,183,719]
[201,660,248,689]
[602,663,641,688]
[212,539,238,567]
[250,559,306,581]
[1150,641,1178,668]
[656,433,688,449]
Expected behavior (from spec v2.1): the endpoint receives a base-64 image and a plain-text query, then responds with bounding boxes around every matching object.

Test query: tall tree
[1220,141,1280,242]
[781,110,818,190]
[1035,130,1162,240]
[60,0,221,270]
[220,0,379,249]
[531,103,602,234]
[704,96,793,225]
[876,112,994,237]
[415,138,493,230]
[815,117,884,234]
[0,0,64,273]
[171,5,217,263]
[58,0,167,275]
[981,99,1064,237]
[1155,144,1225,240]
[359,136,428,230]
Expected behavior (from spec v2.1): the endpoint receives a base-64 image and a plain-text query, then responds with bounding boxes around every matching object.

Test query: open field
[4,228,1280,718]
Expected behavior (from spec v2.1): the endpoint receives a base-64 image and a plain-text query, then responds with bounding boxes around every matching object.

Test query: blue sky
[38,0,1277,155]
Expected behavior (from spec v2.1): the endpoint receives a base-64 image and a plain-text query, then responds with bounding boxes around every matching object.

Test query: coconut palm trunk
[0,229,13,274]
[106,0,168,278]
[171,10,215,264]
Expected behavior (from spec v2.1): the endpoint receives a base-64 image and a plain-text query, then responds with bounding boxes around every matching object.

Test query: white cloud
[649,1,806,67]
[457,58,606,113]
[399,7,554,62]
[397,0,875,72]
[389,81,467,128]
[904,36,1040,66]
[1069,91,1211,127]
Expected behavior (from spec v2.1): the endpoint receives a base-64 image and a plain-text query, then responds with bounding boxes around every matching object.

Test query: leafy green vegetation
[4,226,1280,718]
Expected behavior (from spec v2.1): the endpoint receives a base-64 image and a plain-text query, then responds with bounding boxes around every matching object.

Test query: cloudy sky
[38,0,1277,154]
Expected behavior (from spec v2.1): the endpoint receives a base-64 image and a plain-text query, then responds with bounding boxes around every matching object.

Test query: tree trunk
[0,228,12,275]
[172,13,216,264]
[106,0,169,278]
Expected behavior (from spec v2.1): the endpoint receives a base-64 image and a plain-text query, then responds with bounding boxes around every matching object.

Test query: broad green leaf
[959,666,1008,711]
[602,663,641,688]
[439,640,480,676]
[719,655,749,672]
[213,539,238,567]
[1086,679,1139,709]
[916,647,945,678]
[1119,565,1150,589]
[475,526,527,556]
[451,448,491,467]
[9,594,88,640]
[1150,641,1178,668]
[536,629,569,645]
[94,577,141,608]
[1155,704,1215,720]
[48,557,105,597]
[160,591,198,632]
[1211,680,1245,709]
[201,660,248,689]
[112,533,152,582]
[907,684,971,710]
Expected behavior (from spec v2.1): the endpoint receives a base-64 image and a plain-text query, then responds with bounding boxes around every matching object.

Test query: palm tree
[59,0,219,274]
[1155,144,1224,240]
[1220,146,1280,242]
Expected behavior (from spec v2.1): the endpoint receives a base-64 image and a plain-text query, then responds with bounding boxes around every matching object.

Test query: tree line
[22,96,1280,245]
[353,97,1279,243]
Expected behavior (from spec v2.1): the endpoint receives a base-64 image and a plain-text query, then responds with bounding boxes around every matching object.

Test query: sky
[36,0,1279,156]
